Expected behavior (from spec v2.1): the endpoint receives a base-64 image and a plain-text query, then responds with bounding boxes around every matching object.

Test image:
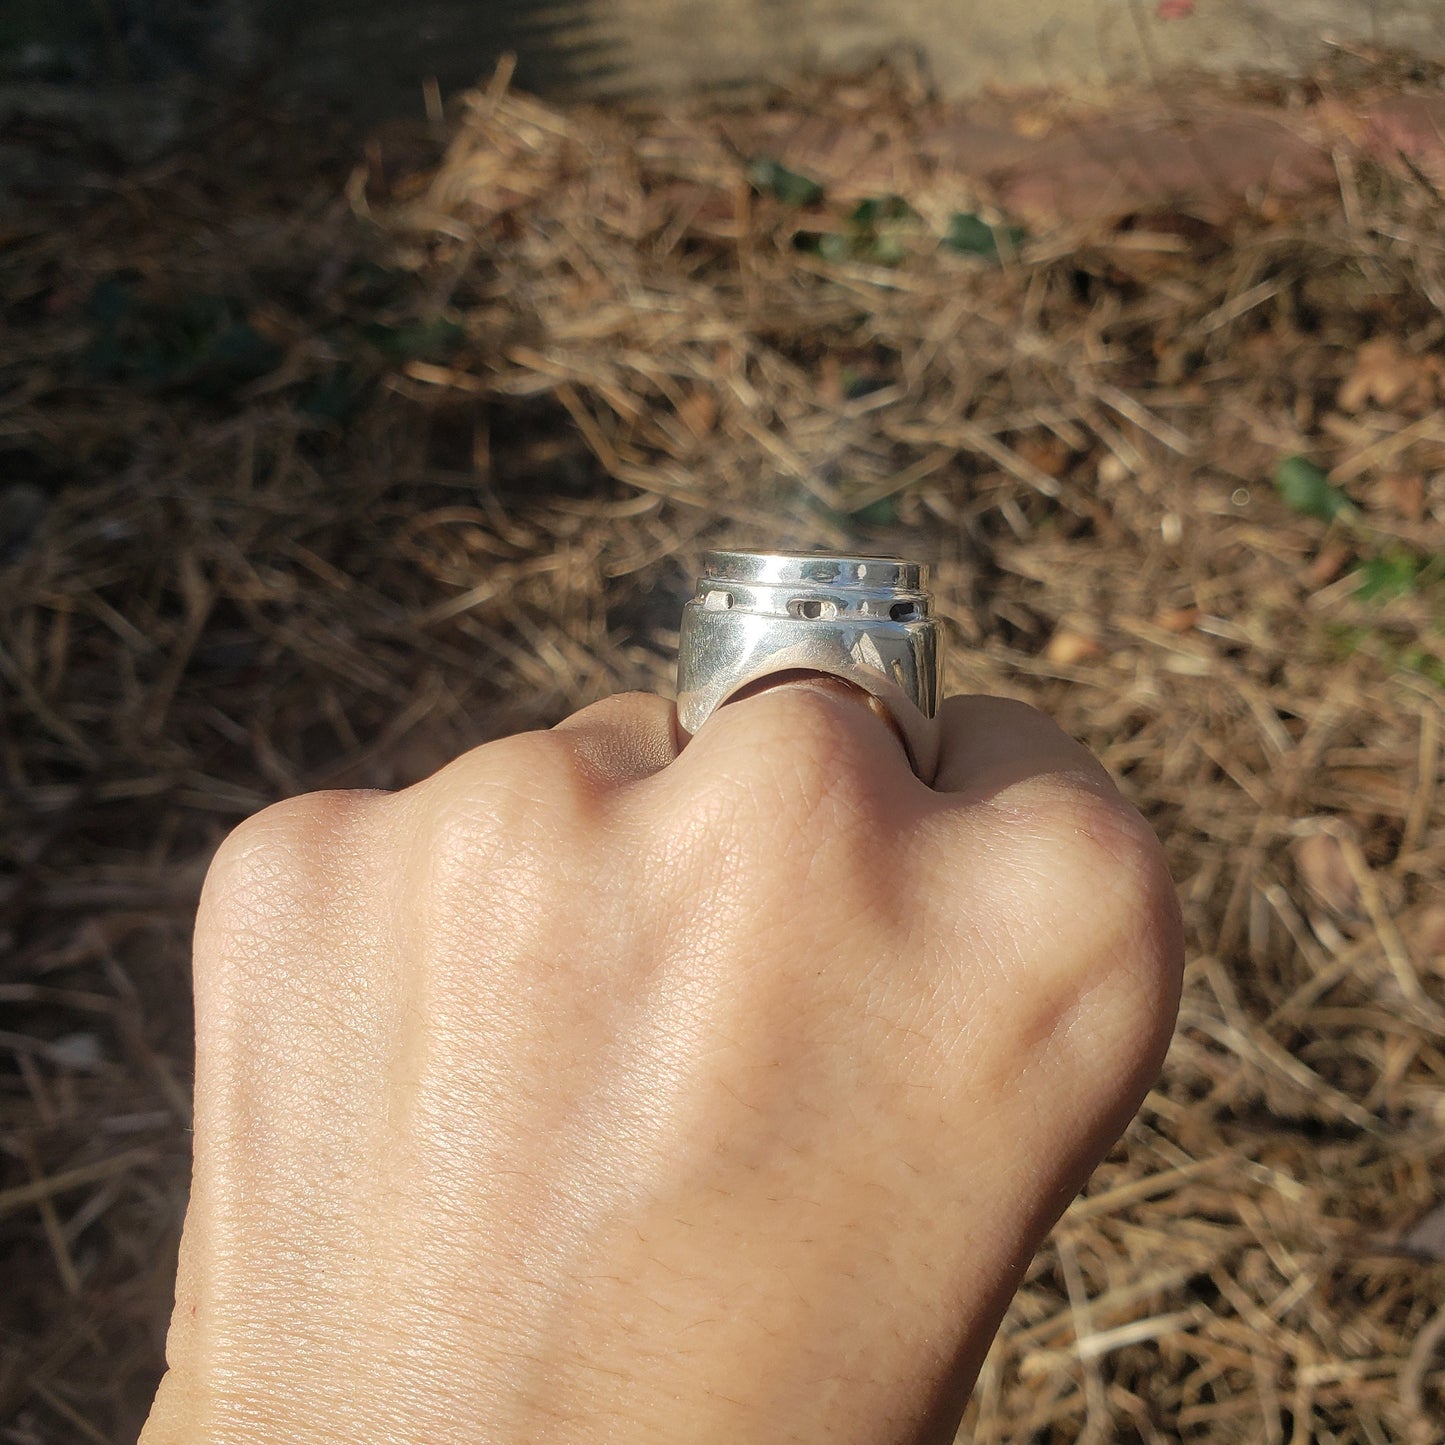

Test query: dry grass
[2,56,1443,1444]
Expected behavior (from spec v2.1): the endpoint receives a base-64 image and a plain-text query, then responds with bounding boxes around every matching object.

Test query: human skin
[141,681,1183,1445]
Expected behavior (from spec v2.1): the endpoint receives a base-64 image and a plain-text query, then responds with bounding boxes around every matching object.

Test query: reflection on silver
[676,550,944,782]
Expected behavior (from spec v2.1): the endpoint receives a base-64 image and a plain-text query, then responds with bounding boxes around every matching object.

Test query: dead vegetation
[2,56,1443,1444]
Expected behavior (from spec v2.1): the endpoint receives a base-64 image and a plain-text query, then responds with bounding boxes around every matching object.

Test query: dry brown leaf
[1337,338,1440,415]
[1044,629,1104,665]
[1307,540,1353,589]
[1363,472,1427,523]
[1152,606,1199,633]
[1355,93,1445,192]
[676,386,719,439]
[1397,1201,1445,1262]
[1409,904,1445,973]
[1096,453,1130,486]
[1290,827,1363,918]
[1015,434,1073,478]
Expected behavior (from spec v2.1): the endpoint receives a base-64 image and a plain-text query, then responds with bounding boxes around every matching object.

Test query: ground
[2,54,1444,1445]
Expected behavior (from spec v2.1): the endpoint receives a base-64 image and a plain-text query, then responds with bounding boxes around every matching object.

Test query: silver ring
[676,550,944,782]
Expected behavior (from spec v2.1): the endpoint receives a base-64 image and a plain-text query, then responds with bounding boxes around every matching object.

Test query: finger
[926,696,1173,974]
[661,672,919,811]
[919,692,1183,1103]
[931,694,1121,803]
[550,690,682,787]
[712,670,912,765]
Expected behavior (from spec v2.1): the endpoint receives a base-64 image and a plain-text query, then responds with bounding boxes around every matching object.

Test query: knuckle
[564,689,670,729]
[701,685,883,813]
[1022,780,1183,990]
[1040,786,1183,1069]
[478,727,584,794]
[1042,780,1159,877]
[1029,781,1170,910]
[418,729,596,876]
[941,779,1183,1091]
[657,688,893,893]
[205,790,380,908]
[196,791,388,1009]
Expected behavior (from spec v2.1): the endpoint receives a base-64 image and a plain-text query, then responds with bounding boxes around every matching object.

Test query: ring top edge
[702,550,926,591]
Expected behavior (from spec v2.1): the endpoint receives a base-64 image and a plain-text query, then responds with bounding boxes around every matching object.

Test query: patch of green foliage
[295,368,371,424]
[85,281,281,400]
[360,318,465,364]
[801,196,921,266]
[848,497,901,527]
[1274,455,1355,523]
[942,212,1027,263]
[763,176,1027,267]
[82,266,464,419]
[1279,451,1443,687]
[1352,548,1441,604]
[1323,622,1445,689]
[747,159,826,207]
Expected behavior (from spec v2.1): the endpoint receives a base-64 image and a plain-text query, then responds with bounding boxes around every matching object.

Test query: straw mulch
[2,57,1443,1444]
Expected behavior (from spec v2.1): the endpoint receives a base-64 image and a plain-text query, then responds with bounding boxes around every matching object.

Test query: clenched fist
[142,680,1182,1445]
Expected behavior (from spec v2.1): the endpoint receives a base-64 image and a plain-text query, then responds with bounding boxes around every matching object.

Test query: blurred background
[3,2,1445,1441]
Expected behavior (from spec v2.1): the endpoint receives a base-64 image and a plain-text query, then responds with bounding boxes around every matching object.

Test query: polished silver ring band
[676,550,944,782]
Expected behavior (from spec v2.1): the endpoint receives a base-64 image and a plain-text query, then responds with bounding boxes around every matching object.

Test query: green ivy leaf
[746,159,825,206]
[807,196,922,266]
[362,318,464,363]
[943,212,1027,261]
[849,196,916,227]
[1354,550,1424,602]
[849,497,900,527]
[83,283,281,397]
[297,366,370,423]
[1274,456,1353,522]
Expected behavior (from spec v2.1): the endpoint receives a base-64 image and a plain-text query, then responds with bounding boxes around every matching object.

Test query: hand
[141,680,1182,1445]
